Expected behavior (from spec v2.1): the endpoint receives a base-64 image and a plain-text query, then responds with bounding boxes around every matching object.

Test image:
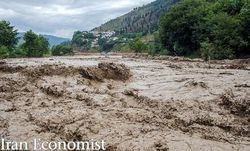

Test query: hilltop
[92,0,179,34]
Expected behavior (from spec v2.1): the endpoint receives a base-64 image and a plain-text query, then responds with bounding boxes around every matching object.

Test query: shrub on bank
[51,44,73,56]
[0,46,9,59]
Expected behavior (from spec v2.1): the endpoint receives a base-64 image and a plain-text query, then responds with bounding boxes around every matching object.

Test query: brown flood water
[0,55,249,150]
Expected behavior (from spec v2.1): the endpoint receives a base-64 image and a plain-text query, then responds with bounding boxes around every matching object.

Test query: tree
[72,31,95,51]
[98,38,116,52]
[0,20,18,53]
[159,0,249,59]
[52,43,73,56]
[239,1,250,57]
[204,12,244,59]
[129,38,147,53]
[22,30,49,57]
[14,45,27,58]
[208,0,249,58]
[38,36,50,55]
[213,0,245,15]
[159,0,210,56]
[151,32,165,55]
[72,31,85,47]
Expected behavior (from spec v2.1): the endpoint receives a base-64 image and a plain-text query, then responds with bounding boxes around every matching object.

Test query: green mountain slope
[92,0,179,33]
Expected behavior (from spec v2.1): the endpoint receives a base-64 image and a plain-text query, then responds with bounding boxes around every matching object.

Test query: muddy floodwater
[0,55,249,151]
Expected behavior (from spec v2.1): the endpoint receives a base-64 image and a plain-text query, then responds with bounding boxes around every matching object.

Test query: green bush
[52,44,73,56]
[14,48,27,58]
[129,38,147,53]
[200,41,212,61]
[112,43,132,53]
[201,41,235,60]
[8,48,27,58]
[0,46,9,59]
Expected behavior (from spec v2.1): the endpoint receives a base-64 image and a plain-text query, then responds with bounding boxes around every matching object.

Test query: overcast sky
[0,0,155,38]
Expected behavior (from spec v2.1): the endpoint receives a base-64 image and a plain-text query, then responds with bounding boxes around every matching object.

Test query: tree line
[0,20,73,59]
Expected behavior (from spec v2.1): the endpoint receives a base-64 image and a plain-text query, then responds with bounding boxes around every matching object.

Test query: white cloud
[0,0,155,38]
[0,8,17,18]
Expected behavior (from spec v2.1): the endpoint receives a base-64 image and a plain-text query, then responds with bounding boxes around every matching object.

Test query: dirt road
[0,55,249,150]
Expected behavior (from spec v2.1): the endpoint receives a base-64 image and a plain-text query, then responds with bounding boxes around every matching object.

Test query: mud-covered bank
[0,56,249,151]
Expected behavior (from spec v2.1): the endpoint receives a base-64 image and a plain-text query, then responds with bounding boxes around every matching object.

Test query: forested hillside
[72,0,250,59]
[93,0,179,33]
